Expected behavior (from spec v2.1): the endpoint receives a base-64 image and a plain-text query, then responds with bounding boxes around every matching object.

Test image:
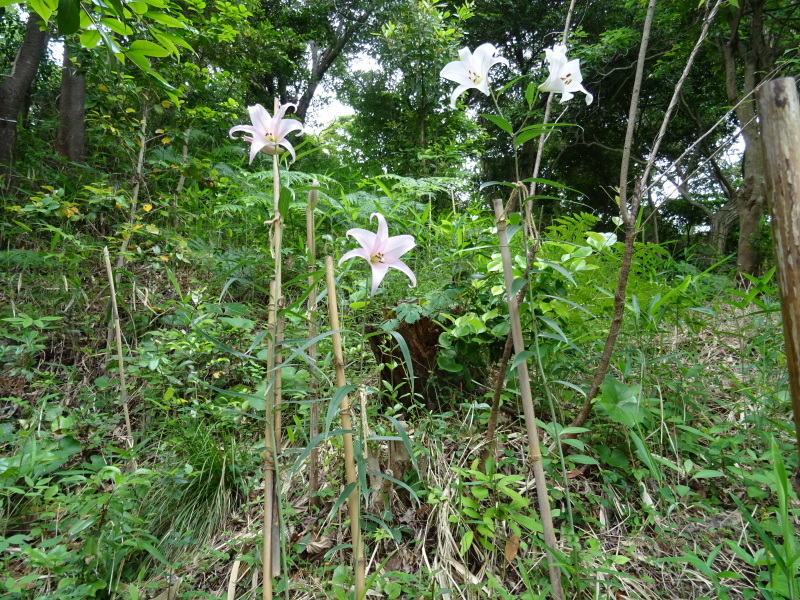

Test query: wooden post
[756,77,800,495]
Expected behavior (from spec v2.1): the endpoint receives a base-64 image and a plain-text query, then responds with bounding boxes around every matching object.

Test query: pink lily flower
[440,43,508,108]
[339,213,416,295]
[538,44,593,105]
[229,103,304,163]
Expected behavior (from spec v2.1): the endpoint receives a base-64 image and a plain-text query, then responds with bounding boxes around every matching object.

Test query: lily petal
[339,213,416,295]
[440,43,507,109]
[539,44,593,105]
[345,227,377,252]
[230,103,304,164]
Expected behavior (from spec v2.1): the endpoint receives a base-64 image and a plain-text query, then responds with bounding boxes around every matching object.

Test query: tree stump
[365,313,443,409]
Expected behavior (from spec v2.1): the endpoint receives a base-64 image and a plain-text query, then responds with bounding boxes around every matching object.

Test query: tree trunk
[0,15,50,180]
[721,0,775,275]
[709,194,739,255]
[56,42,87,164]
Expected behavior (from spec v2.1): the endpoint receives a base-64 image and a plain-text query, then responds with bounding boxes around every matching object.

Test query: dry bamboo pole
[324,255,366,599]
[261,280,277,600]
[492,199,563,599]
[756,78,800,495]
[307,181,321,506]
[105,103,148,368]
[102,246,134,450]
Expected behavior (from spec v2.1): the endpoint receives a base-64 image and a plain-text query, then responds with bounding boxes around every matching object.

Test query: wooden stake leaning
[756,78,800,495]
[324,256,366,599]
[492,199,563,599]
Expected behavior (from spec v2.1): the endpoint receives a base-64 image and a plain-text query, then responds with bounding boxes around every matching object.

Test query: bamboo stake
[756,78,800,495]
[324,256,366,599]
[492,200,563,599]
[261,280,277,600]
[103,246,134,450]
[307,181,321,506]
[106,102,148,368]
[271,101,284,452]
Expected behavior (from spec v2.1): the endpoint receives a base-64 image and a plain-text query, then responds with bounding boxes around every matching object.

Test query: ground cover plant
[0,0,799,598]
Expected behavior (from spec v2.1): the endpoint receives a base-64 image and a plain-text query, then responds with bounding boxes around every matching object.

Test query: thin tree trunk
[56,42,87,163]
[0,15,50,181]
[721,0,774,275]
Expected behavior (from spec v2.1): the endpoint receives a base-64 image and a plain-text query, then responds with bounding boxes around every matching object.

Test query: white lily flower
[538,44,593,105]
[339,213,416,296]
[440,43,508,108]
[229,103,304,163]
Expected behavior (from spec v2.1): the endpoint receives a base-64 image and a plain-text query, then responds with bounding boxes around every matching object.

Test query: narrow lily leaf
[479,180,516,191]
[193,326,255,360]
[537,315,570,344]
[330,482,357,518]
[554,380,588,398]
[480,114,513,135]
[387,330,415,398]
[287,428,351,473]
[520,177,582,194]
[538,260,576,285]
[510,350,534,371]
[497,75,526,97]
[525,81,537,108]
[384,414,420,473]
[325,385,357,435]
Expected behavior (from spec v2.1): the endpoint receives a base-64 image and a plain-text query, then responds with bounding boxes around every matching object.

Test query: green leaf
[146,10,188,28]
[460,530,474,556]
[101,17,133,36]
[509,513,542,533]
[28,0,58,22]
[80,30,102,49]
[480,114,513,135]
[510,350,534,371]
[56,0,80,34]
[325,385,357,435]
[219,316,255,330]
[125,50,151,70]
[692,469,725,479]
[471,485,489,500]
[525,81,537,108]
[129,40,170,57]
[128,1,148,13]
[569,454,599,465]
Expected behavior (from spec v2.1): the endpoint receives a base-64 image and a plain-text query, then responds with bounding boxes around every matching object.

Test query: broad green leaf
[101,17,133,36]
[129,40,170,57]
[57,0,80,34]
[128,1,148,13]
[146,10,188,28]
[509,513,542,533]
[80,30,102,49]
[28,0,58,22]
